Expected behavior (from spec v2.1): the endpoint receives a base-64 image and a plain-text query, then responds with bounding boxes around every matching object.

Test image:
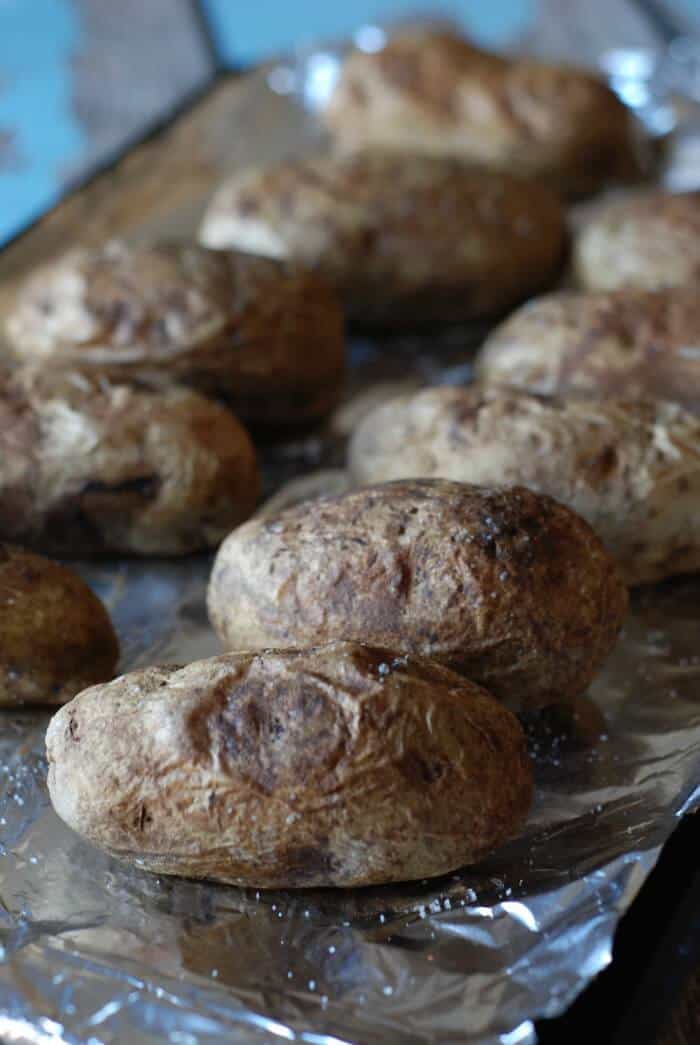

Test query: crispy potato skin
[4,242,345,427]
[574,191,700,291]
[476,289,700,413]
[323,29,639,198]
[348,387,700,586]
[0,369,259,557]
[208,480,627,709]
[199,152,566,327]
[0,544,118,705]
[46,642,533,888]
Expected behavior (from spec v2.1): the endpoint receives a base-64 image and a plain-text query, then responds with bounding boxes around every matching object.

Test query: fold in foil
[1,31,700,1045]
[1,370,699,1044]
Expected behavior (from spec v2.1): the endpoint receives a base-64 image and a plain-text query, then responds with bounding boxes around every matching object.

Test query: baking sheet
[0,544,699,1045]
[1,29,700,1045]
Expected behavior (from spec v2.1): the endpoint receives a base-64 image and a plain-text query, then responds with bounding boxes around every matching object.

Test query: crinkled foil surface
[1,32,700,1045]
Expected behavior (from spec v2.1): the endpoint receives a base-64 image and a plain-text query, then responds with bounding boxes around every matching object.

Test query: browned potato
[323,28,640,198]
[199,152,567,327]
[349,386,700,586]
[0,544,118,705]
[208,480,627,709]
[46,641,533,887]
[574,190,700,291]
[475,289,700,412]
[4,242,345,428]
[0,368,259,557]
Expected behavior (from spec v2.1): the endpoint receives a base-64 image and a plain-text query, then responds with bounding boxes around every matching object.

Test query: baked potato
[46,641,533,888]
[475,289,700,413]
[349,386,700,586]
[0,368,259,557]
[574,190,700,291]
[0,543,119,705]
[4,241,345,428]
[323,27,640,198]
[199,151,567,327]
[208,479,627,709]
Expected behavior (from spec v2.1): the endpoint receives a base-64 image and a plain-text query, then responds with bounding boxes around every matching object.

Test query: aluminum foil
[2,26,700,1045]
[1,348,700,1044]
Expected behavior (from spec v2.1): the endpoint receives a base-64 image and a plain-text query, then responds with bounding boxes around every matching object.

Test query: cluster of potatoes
[2,27,699,890]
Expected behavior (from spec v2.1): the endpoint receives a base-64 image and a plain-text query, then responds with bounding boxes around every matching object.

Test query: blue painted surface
[203,0,533,66]
[0,0,698,247]
[0,0,85,244]
[0,0,533,247]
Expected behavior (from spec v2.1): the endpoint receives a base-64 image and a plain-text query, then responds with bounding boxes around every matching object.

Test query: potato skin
[0,544,119,705]
[46,641,533,888]
[0,369,259,557]
[574,191,700,291]
[4,242,345,428]
[208,480,627,709]
[476,289,700,413]
[200,151,566,327]
[323,28,639,198]
[349,386,700,586]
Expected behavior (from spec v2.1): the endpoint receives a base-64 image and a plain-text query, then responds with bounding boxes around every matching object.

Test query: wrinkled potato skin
[46,642,533,888]
[200,152,566,327]
[0,369,259,557]
[324,29,639,198]
[349,387,700,586]
[5,242,345,427]
[574,191,700,291]
[0,544,119,705]
[208,480,627,709]
[476,289,700,413]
